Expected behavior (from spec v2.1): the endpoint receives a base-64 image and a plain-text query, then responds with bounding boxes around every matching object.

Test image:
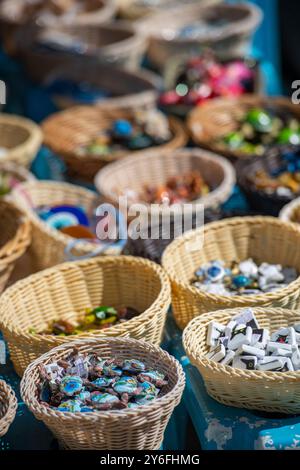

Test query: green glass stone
[245,108,273,132]
[277,128,300,145]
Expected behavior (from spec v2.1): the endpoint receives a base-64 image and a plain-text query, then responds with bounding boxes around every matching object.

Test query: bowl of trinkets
[21,337,185,449]
[42,106,187,181]
[188,95,300,161]
[0,255,171,375]
[162,216,300,329]
[183,306,300,413]
[0,380,18,437]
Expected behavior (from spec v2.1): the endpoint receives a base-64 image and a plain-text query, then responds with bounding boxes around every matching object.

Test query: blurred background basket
[0,255,170,375]
[11,180,122,271]
[0,379,18,437]
[95,148,236,217]
[42,106,187,181]
[138,1,262,70]
[183,306,300,414]
[162,216,300,329]
[21,336,185,449]
[0,114,42,168]
[279,195,300,224]
[188,95,300,161]
[0,200,31,293]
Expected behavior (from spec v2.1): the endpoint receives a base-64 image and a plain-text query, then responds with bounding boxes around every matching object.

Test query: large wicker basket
[42,107,187,181]
[0,114,42,168]
[0,200,31,293]
[95,148,236,217]
[162,216,300,329]
[0,380,18,437]
[21,337,185,450]
[183,306,300,414]
[11,180,122,271]
[0,255,171,376]
[188,95,300,161]
[138,2,262,70]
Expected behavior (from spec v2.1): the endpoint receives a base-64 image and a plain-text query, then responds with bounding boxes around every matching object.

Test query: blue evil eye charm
[113,376,138,394]
[90,392,119,405]
[92,377,114,388]
[113,119,133,137]
[59,376,83,396]
[138,381,158,397]
[40,205,90,230]
[232,275,250,289]
[57,399,82,412]
[122,359,146,373]
[206,264,225,282]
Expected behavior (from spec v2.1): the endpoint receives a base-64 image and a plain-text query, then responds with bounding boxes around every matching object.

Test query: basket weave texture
[0,161,36,185]
[183,306,300,414]
[0,200,31,293]
[162,216,300,329]
[11,180,121,271]
[0,379,18,437]
[21,336,185,449]
[0,255,171,376]
[0,114,42,168]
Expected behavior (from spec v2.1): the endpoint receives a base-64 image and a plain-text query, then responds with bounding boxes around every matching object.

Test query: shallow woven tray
[162,216,300,329]
[183,306,300,414]
[188,95,300,161]
[0,380,18,437]
[42,107,187,181]
[95,148,236,218]
[0,200,31,293]
[21,336,185,449]
[0,255,171,375]
[0,114,42,168]
[138,1,262,70]
[11,180,121,271]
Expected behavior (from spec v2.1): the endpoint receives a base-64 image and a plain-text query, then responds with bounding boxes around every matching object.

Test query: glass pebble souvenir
[59,376,83,396]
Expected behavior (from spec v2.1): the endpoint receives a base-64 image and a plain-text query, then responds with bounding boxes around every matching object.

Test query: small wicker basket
[11,180,121,271]
[21,336,185,449]
[0,255,171,375]
[0,380,18,437]
[42,107,187,181]
[0,114,42,168]
[183,306,300,414]
[138,2,262,70]
[162,216,300,329]
[95,148,236,216]
[188,95,300,161]
[0,200,31,293]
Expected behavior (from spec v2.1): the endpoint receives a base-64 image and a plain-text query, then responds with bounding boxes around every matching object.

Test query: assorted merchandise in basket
[1,0,300,453]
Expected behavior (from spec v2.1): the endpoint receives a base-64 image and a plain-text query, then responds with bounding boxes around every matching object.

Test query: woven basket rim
[279,197,300,222]
[95,147,236,212]
[0,379,18,436]
[0,161,36,183]
[20,336,185,421]
[183,306,300,382]
[0,254,171,341]
[162,215,300,305]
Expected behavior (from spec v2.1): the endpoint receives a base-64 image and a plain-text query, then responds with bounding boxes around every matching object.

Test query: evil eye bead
[113,376,138,394]
[206,264,225,282]
[59,376,83,397]
[232,275,250,289]
[57,399,82,412]
[113,119,133,137]
[122,359,146,373]
[90,392,120,405]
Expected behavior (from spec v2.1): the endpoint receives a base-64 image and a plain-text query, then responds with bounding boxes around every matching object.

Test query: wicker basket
[0,200,31,293]
[0,380,18,437]
[0,114,42,168]
[138,2,262,70]
[95,148,236,218]
[162,216,300,330]
[42,107,187,181]
[279,197,300,223]
[188,95,300,161]
[0,255,171,376]
[21,336,185,449]
[45,62,161,110]
[183,306,300,414]
[11,180,122,271]
[0,161,36,188]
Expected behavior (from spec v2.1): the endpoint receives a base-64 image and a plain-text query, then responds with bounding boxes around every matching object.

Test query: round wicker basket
[183,306,300,414]
[138,1,262,70]
[0,200,31,293]
[0,380,18,437]
[42,107,187,181]
[188,95,300,161]
[0,255,171,376]
[0,114,42,168]
[162,216,300,330]
[95,148,236,217]
[21,336,185,449]
[11,180,122,271]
